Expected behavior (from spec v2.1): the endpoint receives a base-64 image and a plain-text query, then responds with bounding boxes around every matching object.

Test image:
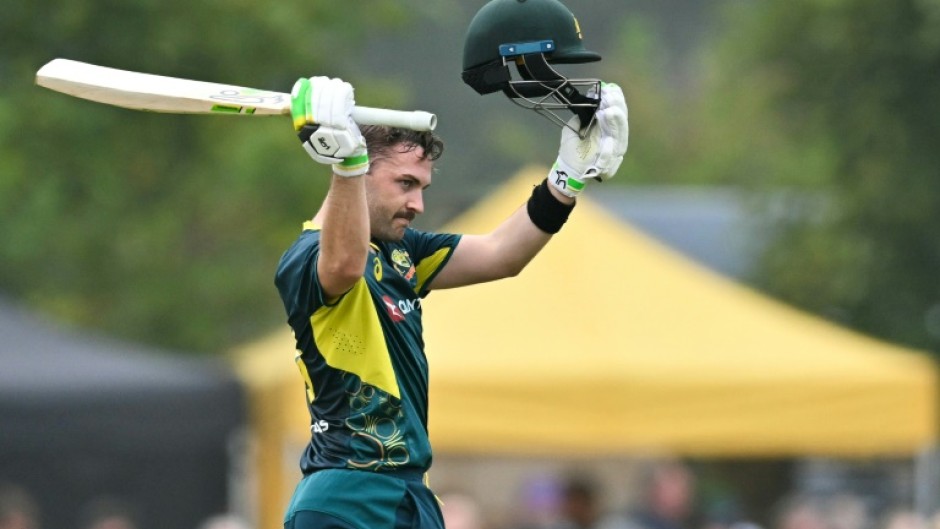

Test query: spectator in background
[619,460,697,529]
[553,475,603,529]
[880,508,928,529]
[196,513,252,529]
[439,492,485,529]
[512,475,565,529]
[699,498,762,529]
[0,483,39,529]
[773,493,873,529]
[79,497,139,529]
[772,495,829,529]
[511,473,611,529]
[824,495,869,529]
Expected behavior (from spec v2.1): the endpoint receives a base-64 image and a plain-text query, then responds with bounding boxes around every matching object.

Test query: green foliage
[603,15,686,184]
[703,0,940,354]
[0,0,420,353]
[599,0,940,356]
[600,6,842,188]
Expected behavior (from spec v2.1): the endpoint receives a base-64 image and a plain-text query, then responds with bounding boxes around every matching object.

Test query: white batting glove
[290,76,370,177]
[548,82,629,198]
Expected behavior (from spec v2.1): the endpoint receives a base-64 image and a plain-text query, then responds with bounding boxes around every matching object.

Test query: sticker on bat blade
[211,105,257,114]
[209,89,284,106]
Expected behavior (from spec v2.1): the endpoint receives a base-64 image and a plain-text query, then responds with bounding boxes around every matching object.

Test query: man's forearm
[547,182,576,207]
[316,174,370,298]
[489,205,554,277]
[427,178,577,289]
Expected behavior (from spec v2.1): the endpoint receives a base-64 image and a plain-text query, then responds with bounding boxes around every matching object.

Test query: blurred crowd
[440,460,940,529]
[0,481,249,529]
[3,461,937,529]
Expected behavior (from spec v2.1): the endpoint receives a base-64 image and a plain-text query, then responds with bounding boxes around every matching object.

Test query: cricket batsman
[274,1,629,528]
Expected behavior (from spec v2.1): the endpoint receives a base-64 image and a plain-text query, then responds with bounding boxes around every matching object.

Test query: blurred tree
[697,0,940,356]
[9,0,939,360]
[0,0,438,353]
[597,8,761,186]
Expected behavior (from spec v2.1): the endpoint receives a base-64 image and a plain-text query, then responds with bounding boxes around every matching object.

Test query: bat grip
[351,106,437,131]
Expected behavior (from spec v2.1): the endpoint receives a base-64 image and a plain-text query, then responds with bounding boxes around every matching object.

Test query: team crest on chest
[390,249,416,280]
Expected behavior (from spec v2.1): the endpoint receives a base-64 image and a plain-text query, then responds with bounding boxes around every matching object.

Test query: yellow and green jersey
[274,222,460,476]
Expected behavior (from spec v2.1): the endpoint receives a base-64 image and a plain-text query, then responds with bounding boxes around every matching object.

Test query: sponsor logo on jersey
[383,295,406,322]
[373,256,383,281]
[382,295,421,323]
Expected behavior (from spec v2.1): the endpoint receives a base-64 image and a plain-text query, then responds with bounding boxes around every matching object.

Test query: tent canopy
[0,298,245,529]
[235,169,937,460]
[0,299,243,452]
[421,169,937,457]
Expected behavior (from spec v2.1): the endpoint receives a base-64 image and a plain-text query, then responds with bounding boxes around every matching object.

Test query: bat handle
[351,106,437,131]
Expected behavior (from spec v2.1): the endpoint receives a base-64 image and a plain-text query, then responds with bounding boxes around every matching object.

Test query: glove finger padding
[598,82,629,161]
[290,78,312,131]
[592,104,628,180]
[598,82,626,112]
[290,76,369,177]
[548,82,629,197]
[311,77,354,129]
[550,116,597,197]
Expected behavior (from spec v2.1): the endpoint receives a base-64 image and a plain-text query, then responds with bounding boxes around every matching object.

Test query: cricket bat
[35,58,437,131]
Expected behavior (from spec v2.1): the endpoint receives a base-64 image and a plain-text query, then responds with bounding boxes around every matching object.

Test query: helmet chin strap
[502,52,600,137]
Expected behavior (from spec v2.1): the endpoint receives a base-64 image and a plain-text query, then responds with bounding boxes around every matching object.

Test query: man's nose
[408,190,424,214]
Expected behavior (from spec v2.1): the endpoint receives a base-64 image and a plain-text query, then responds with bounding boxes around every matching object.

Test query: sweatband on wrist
[526,178,575,234]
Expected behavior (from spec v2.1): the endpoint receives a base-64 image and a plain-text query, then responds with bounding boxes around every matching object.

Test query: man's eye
[401,180,414,189]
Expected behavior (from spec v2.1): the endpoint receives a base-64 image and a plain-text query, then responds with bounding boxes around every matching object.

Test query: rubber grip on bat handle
[350,106,437,131]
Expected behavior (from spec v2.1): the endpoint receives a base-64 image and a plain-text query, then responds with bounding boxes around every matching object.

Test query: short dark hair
[360,125,444,165]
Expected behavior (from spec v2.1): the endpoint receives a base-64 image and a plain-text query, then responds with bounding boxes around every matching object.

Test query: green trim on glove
[334,153,371,178]
[566,176,586,193]
[549,159,587,198]
[339,153,370,168]
[290,78,312,132]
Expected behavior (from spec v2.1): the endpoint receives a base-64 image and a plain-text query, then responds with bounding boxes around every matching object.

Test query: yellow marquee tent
[232,168,937,528]
[420,168,937,457]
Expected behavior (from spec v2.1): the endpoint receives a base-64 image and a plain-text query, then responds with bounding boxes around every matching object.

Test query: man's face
[365,145,433,242]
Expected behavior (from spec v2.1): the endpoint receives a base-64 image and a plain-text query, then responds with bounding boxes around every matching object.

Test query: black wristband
[526,178,575,234]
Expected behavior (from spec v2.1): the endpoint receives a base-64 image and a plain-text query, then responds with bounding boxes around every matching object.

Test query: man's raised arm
[290,76,372,299]
[429,82,628,290]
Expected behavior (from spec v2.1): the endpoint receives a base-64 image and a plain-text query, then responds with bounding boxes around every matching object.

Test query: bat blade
[35,59,437,130]
[36,59,288,115]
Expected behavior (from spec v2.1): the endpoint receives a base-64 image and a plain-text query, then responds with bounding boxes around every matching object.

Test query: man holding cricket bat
[274,1,628,528]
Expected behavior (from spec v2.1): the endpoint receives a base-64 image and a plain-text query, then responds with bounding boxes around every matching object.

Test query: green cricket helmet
[462,0,602,131]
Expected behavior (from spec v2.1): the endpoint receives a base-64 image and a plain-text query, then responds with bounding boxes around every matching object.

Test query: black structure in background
[0,298,246,529]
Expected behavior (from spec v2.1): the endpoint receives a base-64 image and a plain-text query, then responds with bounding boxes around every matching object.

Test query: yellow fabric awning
[421,167,938,457]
